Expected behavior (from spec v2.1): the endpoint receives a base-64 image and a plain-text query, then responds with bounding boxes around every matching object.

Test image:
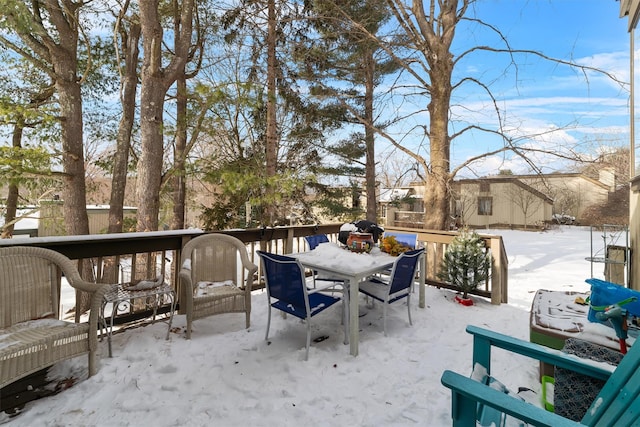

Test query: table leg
[165,291,176,340]
[419,253,426,309]
[349,277,359,356]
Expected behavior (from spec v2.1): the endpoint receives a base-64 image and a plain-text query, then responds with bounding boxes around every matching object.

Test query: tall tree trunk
[424,59,453,230]
[47,0,91,317]
[109,16,140,234]
[1,185,18,239]
[48,3,89,237]
[171,75,188,230]
[137,0,194,232]
[137,1,166,232]
[264,0,278,225]
[56,79,89,236]
[137,80,166,232]
[364,47,377,223]
[1,117,24,238]
[413,0,457,230]
[3,1,89,236]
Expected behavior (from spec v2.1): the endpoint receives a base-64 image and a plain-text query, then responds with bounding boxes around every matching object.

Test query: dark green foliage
[310,182,365,222]
[195,1,352,229]
[438,229,492,298]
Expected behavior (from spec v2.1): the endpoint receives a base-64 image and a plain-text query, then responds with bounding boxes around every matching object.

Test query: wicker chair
[179,234,258,339]
[0,246,110,389]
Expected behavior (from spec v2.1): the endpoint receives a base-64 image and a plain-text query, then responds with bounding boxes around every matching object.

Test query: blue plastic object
[585,278,640,324]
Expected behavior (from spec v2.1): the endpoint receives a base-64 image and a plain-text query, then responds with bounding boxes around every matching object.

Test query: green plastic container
[541,375,555,412]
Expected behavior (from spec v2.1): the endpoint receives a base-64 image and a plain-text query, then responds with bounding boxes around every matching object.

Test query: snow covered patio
[1,226,631,426]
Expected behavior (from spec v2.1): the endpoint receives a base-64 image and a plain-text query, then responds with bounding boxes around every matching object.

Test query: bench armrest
[440,370,582,427]
[466,325,613,381]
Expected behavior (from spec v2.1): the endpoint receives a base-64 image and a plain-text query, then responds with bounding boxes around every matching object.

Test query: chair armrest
[242,262,258,294]
[178,268,195,315]
[68,279,111,295]
[466,325,613,382]
[66,280,111,351]
[440,370,582,427]
[179,268,193,288]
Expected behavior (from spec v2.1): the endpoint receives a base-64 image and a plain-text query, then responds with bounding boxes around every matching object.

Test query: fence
[0,223,508,326]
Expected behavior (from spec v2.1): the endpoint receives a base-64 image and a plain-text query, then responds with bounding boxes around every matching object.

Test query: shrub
[438,229,491,299]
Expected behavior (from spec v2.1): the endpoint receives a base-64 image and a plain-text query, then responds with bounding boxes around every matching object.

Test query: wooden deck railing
[0,223,508,325]
[384,226,508,304]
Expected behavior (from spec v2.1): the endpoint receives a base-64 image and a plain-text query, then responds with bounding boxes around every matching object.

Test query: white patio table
[293,243,425,356]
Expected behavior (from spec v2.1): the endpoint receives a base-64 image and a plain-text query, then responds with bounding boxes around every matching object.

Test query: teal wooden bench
[440,325,640,426]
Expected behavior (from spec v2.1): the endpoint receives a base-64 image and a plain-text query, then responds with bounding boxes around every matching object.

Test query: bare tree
[108,0,140,234]
[167,0,205,230]
[334,0,626,230]
[136,0,195,232]
[506,181,543,229]
[450,183,474,227]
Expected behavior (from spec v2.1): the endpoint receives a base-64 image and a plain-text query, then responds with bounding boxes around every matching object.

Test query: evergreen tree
[194,0,345,228]
[297,0,402,222]
[0,0,91,236]
[438,229,491,299]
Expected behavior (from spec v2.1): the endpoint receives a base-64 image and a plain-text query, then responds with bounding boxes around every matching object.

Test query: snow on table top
[294,242,395,274]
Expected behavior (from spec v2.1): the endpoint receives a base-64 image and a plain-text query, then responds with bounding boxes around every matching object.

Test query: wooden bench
[0,247,110,389]
[441,325,640,426]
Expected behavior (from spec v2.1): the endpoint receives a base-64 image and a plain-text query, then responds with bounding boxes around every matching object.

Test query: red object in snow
[455,295,474,306]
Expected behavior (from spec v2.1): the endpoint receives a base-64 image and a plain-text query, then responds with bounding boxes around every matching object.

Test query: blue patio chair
[358,248,424,336]
[257,250,348,360]
[440,325,640,426]
[304,234,330,250]
[303,234,346,290]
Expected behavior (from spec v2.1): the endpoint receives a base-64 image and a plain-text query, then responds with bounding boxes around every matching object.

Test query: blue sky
[375,0,631,181]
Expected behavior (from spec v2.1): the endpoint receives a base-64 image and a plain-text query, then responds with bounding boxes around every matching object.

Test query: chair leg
[265,305,272,341]
[305,317,311,361]
[186,314,192,340]
[166,293,176,340]
[407,295,412,326]
[383,303,388,337]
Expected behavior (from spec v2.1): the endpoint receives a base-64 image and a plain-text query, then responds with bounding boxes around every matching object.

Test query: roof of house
[484,172,611,191]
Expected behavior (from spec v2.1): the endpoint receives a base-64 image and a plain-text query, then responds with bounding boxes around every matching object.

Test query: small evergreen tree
[438,229,491,299]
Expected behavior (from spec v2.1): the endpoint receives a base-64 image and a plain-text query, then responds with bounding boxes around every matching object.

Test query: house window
[478,197,493,216]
